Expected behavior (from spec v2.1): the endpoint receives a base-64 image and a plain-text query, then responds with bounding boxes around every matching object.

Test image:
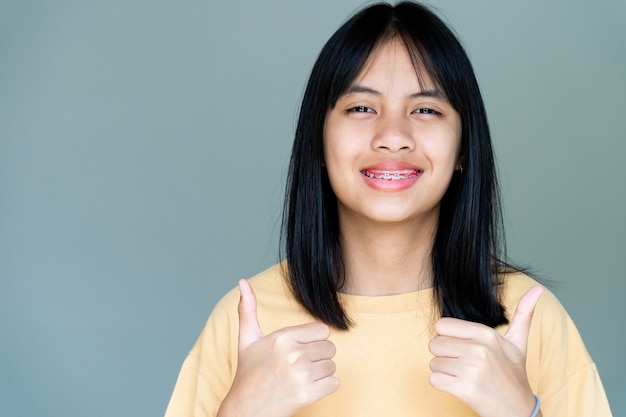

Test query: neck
[338,215,437,296]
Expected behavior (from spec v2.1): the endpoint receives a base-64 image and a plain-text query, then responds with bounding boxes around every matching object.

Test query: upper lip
[361,160,422,172]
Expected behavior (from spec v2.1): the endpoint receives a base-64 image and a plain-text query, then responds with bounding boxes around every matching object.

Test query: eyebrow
[343,84,447,100]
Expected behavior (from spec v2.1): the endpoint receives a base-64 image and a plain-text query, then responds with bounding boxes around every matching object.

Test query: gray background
[1,0,624,416]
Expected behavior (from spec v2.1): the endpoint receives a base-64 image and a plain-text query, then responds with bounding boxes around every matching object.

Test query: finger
[429,356,460,377]
[428,335,465,358]
[504,286,544,354]
[310,375,340,401]
[279,321,331,345]
[238,279,264,350]
[309,358,337,381]
[434,317,491,340]
[303,339,337,362]
[429,371,459,394]
[293,375,339,409]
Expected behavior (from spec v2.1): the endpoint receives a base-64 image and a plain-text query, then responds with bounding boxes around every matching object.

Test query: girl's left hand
[428,286,544,417]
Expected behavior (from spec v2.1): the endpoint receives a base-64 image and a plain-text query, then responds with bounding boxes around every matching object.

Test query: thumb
[237,279,264,351]
[504,286,544,354]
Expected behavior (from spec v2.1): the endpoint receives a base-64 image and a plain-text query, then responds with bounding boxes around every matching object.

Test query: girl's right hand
[217,280,339,417]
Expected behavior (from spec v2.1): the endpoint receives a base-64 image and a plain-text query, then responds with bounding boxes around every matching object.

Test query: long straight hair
[280,1,509,330]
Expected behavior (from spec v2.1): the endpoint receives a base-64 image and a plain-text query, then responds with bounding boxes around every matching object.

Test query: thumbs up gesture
[217,280,339,417]
[429,286,544,417]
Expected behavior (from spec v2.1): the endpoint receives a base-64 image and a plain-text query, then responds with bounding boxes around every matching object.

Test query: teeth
[362,169,421,180]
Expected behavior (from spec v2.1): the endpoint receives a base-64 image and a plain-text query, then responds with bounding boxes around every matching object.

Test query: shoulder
[499,271,588,364]
[209,262,313,335]
[206,262,290,328]
[500,271,567,323]
[173,266,292,413]
[189,263,292,362]
[500,275,611,411]
[501,271,598,382]
[213,262,288,310]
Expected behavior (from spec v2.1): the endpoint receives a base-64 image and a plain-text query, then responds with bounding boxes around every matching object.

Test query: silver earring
[459,165,464,174]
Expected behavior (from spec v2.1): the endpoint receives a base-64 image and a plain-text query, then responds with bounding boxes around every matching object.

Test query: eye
[413,108,441,116]
[347,105,375,114]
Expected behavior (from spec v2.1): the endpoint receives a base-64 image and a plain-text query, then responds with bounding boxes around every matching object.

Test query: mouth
[360,169,423,181]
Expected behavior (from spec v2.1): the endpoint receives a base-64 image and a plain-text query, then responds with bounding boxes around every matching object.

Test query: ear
[455,152,465,172]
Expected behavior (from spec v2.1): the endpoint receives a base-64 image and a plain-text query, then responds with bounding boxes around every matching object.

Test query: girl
[165,2,612,416]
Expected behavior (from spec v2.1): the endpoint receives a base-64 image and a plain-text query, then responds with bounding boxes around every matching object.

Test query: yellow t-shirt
[165,263,612,416]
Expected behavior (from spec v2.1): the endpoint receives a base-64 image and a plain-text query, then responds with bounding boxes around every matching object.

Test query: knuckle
[294,387,313,406]
[272,331,292,350]
[286,349,303,366]
[464,362,481,380]
[469,344,490,361]
[461,381,478,400]
[484,329,499,344]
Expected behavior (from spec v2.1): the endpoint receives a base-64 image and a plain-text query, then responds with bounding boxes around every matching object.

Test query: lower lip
[361,172,421,191]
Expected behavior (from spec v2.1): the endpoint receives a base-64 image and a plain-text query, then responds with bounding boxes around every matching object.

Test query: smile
[361,169,422,180]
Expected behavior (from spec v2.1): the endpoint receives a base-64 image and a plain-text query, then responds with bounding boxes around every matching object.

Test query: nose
[371,114,415,153]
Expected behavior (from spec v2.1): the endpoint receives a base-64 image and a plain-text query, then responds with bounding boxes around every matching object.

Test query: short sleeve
[505,274,613,416]
[164,287,241,417]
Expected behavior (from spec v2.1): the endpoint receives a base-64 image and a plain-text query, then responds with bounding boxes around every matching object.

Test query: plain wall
[1,0,624,416]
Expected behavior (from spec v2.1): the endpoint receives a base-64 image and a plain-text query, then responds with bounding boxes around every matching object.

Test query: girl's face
[323,38,462,229]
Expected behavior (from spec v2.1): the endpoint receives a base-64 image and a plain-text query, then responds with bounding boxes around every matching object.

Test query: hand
[217,280,339,417]
[428,286,544,417]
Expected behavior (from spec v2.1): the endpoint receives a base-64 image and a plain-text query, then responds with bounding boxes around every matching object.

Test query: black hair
[280,1,509,330]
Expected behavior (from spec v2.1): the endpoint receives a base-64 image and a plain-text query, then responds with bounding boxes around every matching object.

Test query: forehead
[350,37,439,93]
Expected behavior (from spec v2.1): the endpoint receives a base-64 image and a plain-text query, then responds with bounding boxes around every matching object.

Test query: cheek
[323,127,359,167]
[322,131,342,182]
[323,144,347,182]
[322,133,333,169]
[322,116,341,167]
[422,137,461,168]
[433,125,462,164]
